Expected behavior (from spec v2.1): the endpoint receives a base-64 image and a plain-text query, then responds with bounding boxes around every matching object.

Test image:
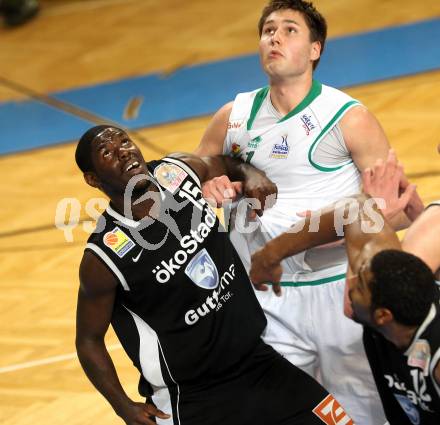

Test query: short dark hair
[369,250,438,327]
[258,0,327,70]
[75,125,115,173]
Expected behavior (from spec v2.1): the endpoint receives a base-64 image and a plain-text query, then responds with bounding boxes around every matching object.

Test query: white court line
[0,343,122,374]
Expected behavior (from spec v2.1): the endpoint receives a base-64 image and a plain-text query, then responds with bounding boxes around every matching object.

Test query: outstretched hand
[362,149,416,221]
[119,400,171,425]
[250,247,283,296]
[398,172,425,222]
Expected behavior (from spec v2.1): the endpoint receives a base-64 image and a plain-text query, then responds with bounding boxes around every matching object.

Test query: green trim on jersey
[247,87,269,130]
[278,79,322,123]
[308,100,360,172]
[266,273,346,287]
[246,80,323,130]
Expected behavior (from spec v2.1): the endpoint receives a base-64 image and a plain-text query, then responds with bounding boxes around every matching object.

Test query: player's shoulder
[79,249,118,295]
[233,86,267,105]
[319,82,360,106]
[229,86,268,123]
[154,155,202,188]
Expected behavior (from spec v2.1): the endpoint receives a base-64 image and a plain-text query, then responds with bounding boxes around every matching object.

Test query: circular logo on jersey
[231,143,242,157]
[154,163,187,194]
[394,394,420,425]
[104,232,119,246]
[185,249,219,289]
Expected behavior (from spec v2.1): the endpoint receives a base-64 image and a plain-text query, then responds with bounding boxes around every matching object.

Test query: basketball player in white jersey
[194,1,416,423]
[249,147,440,424]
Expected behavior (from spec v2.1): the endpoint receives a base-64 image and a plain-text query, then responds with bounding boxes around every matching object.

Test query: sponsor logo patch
[103,227,135,258]
[185,263,236,325]
[231,143,242,157]
[408,339,431,376]
[395,394,420,425]
[152,205,217,284]
[300,113,316,135]
[270,134,289,159]
[312,395,353,425]
[154,163,187,194]
[185,248,219,289]
[248,136,261,150]
[227,120,244,130]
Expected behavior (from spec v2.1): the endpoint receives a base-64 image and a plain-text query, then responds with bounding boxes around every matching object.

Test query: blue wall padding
[1,18,439,155]
[0,100,92,155]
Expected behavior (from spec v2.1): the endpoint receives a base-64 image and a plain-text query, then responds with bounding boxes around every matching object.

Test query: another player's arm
[402,205,440,274]
[435,361,440,387]
[76,252,169,425]
[249,200,345,292]
[168,152,277,215]
[341,106,412,229]
[249,195,400,291]
[342,196,401,273]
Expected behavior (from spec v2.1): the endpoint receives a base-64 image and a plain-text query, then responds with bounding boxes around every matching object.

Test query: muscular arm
[168,152,277,215]
[341,106,411,229]
[76,252,169,424]
[250,194,400,288]
[76,252,132,415]
[341,105,390,171]
[168,151,266,184]
[194,101,276,213]
[402,205,440,274]
[435,362,440,387]
[193,102,233,156]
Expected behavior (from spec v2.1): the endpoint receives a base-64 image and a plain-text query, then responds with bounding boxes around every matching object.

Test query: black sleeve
[362,328,412,425]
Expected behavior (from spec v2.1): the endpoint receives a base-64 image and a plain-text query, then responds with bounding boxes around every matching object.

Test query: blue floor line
[1,17,439,156]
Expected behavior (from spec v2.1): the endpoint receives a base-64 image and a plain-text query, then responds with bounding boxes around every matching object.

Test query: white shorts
[228,219,386,425]
[256,277,386,425]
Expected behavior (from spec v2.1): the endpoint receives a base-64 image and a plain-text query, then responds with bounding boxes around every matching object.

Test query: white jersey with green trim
[224,80,362,282]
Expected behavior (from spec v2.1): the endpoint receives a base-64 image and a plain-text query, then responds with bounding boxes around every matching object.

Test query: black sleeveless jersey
[363,302,440,425]
[85,157,267,393]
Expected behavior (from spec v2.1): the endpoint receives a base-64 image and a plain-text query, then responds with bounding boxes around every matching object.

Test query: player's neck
[269,74,313,116]
[380,322,418,350]
[109,185,159,221]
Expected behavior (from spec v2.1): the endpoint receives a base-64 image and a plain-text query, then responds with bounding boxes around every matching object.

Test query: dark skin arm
[250,194,401,294]
[168,152,277,216]
[76,252,170,424]
[435,362,440,387]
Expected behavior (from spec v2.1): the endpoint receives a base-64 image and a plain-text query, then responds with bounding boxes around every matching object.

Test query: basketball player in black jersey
[74,125,352,425]
[250,153,440,424]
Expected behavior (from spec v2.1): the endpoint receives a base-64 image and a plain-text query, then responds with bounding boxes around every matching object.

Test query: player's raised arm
[249,199,346,293]
[249,194,401,293]
[361,149,422,226]
[76,252,170,425]
[402,205,440,274]
[167,152,277,216]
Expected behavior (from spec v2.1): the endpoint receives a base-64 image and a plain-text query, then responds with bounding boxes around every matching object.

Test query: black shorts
[166,341,353,425]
